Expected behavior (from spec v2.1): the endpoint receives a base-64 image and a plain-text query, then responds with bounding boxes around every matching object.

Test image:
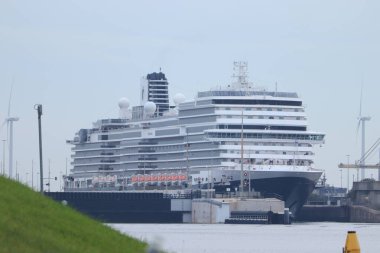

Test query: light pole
[346,155,350,192]
[34,104,43,193]
[143,154,145,191]
[240,109,244,197]
[185,128,191,188]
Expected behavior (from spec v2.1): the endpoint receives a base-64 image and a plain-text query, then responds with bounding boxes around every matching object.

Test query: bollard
[343,231,360,253]
[283,208,290,224]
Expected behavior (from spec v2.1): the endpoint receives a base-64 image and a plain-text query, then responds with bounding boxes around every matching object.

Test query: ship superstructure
[65,62,325,215]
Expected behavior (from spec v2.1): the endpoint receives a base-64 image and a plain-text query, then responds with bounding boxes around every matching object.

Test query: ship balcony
[138,149,156,153]
[100,152,115,156]
[138,157,158,161]
[98,167,114,171]
[100,159,116,163]
[100,145,117,148]
[138,141,158,145]
[137,164,158,169]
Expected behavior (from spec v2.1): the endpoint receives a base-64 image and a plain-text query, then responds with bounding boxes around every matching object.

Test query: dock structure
[298,180,380,223]
[192,197,285,224]
[46,190,289,224]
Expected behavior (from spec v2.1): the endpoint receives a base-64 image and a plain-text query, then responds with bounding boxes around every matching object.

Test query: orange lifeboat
[138,174,144,182]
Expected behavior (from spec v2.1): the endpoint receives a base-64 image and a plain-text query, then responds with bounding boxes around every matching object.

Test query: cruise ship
[65,62,325,215]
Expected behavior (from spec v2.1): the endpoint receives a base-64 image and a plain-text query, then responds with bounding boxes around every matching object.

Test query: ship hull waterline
[200,170,322,216]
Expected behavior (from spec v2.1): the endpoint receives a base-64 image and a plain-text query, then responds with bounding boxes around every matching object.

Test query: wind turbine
[356,87,371,181]
[2,85,19,179]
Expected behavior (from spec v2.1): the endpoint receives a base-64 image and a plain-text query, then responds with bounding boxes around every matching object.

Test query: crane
[338,138,380,181]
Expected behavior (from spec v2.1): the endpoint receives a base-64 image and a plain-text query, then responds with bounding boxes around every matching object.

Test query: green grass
[0,176,147,253]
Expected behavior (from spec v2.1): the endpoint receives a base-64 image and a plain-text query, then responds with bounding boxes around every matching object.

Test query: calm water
[111,222,380,253]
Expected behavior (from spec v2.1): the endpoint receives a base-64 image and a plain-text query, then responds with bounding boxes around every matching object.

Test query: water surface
[111,222,380,253]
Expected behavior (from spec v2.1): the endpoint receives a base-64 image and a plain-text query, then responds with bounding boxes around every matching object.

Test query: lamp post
[34,104,43,193]
[143,154,145,191]
[185,128,191,188]
[240,109,244,197]
[346,155,350,192]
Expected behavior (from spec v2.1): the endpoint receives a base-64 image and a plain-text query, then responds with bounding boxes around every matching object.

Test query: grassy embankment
[0,176,147,253]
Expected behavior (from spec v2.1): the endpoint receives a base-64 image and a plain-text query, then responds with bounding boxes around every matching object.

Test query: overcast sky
[0,0,379,191]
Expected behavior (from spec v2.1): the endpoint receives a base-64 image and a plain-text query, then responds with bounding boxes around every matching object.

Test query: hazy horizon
[1,0,379,191]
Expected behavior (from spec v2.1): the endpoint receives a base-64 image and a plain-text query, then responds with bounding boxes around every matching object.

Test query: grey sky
[0,0,379,191]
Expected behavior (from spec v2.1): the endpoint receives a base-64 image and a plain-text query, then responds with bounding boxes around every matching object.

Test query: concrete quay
[297,180,380,223]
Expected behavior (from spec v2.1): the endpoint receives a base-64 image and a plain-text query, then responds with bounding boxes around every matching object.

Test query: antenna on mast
[232,61,250,89]
[275,82,278,96]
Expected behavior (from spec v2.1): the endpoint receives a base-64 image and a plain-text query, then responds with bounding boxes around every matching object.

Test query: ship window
[268,108,272,111]
[269,116,274,119]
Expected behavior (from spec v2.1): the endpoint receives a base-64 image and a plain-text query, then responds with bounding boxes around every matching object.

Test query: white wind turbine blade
[0,119,6,130]
[355,86,363,144]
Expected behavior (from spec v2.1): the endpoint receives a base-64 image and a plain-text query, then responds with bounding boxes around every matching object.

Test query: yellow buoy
[343,231,360,253]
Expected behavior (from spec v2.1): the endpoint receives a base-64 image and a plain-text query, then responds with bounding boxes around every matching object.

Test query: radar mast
[232,61,252,90]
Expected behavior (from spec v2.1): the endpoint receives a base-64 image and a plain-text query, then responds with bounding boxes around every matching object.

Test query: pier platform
[46,190,289,224]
